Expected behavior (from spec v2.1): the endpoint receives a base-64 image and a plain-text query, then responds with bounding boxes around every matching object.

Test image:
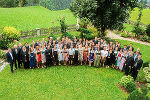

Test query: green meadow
[0,6,76,31]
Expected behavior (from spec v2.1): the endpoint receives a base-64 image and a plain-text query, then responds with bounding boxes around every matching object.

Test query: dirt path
[106,30,150,46]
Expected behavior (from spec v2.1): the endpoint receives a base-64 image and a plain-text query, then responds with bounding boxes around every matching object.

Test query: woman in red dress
[36,47,42,68]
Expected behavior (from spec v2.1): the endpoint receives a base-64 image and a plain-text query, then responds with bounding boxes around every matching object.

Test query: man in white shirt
[101,46,108,67]
[68,45,75,66]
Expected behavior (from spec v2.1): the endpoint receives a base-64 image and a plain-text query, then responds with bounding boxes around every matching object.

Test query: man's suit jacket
[6,52,13,63]
[12,48,18,60]
[134,58,143,71]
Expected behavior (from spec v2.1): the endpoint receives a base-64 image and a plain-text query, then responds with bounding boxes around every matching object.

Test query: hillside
[129,8,150,25]
[0,6,76,31]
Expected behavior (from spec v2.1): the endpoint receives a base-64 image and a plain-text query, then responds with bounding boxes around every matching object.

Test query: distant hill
[0,6,76,31]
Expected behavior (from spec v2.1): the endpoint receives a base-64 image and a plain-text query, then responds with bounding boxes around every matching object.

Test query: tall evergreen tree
[70,0,139,36]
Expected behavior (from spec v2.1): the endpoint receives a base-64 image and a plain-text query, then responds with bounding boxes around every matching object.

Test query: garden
[0,0,150,100]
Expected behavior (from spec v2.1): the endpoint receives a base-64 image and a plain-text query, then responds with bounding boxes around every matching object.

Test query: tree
[70,0,139,36]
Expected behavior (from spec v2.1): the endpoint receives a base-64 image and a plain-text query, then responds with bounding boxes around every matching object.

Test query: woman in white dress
[58,46,63,65]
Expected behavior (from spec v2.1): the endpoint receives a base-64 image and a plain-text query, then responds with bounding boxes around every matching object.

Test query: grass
[0,65,128,100]
[115,39,150,63]
[123,23,134,32]
[130,8,150,25]
[0,6,76,31]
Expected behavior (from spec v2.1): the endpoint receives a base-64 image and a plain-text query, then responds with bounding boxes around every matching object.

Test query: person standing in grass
[29,47,36,69]
[12,45,19,70]
[53,45,58,66]
[21,46,29,69]
[119,50,128,72]
[132,54,143,80]
[109,48,115,68]
[74,45,79,65]
[101,46,108,67]
[41,45,46,68]
[58,46,63,65]
[88,47,95,66]
[94,47,101,68]
[79,44,84,65]
[45,45,53,68]
[36,46,42,68]
[6,48,14,74]
[116,49,123,70]
[124,52,134,76]
[83,45,88,65]
[68,45,75,66]
[63,45,68,65]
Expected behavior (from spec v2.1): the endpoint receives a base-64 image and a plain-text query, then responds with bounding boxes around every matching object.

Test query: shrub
[63,32,74,40]
[146,24,150,37]
[0,27,20,49]
[59,17,67,34]
[132,25,145,37]
[143,61,150,68]
[120,75,134,88]
[120,75,137,93]
[127,88,150,100]
[143,67,150,83]
[79,18,90,29]
[136,69,147,83]
[126,81,137,93]
[139,35,150,42]
[121,32,131,38]
[0,50,6,60]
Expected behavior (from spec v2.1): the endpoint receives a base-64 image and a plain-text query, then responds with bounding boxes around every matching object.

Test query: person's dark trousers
[14,59,18,69]
[10,62,14,73]
[125,65,130,76]
[132,69,138,81]
[17,58,21,68]
[23,62,28,69]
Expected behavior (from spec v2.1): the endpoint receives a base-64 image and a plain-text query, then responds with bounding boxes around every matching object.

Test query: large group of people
[6,36,143,80]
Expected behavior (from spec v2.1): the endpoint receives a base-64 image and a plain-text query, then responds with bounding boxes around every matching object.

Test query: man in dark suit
[132,54,143,80]
[6,48,14,74]
[18,43,23,68]
[45,45,53,68]
[124,53,134,76]
[12,45,19,69]
[21,46,29,69]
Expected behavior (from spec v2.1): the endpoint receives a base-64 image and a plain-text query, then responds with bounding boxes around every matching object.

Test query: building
[146,4,150,9]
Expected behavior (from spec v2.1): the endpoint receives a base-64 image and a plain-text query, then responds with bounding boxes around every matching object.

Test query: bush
[143,67,150,83]
[120,75,134,88]
[120,75,137,93]
[0,27,20,49]
[63,32,74,40]
[146,24,150,37]
[0,50,6,60]
[59,17,67,34]
[143,61,150,68]
[132,25,145,37]
[127,88,150,100]
[139,35,150,42]
[136,69,147,83]
[126,82,137,93]
[121,32,131,38]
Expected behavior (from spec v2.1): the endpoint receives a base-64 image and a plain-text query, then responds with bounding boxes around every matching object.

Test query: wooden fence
[20,24,77,38]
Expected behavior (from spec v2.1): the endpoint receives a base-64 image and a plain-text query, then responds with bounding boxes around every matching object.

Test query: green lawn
[123,23,134,32]
[0,65,128,100]
[0,6,76,31]
[130,8,150,25]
